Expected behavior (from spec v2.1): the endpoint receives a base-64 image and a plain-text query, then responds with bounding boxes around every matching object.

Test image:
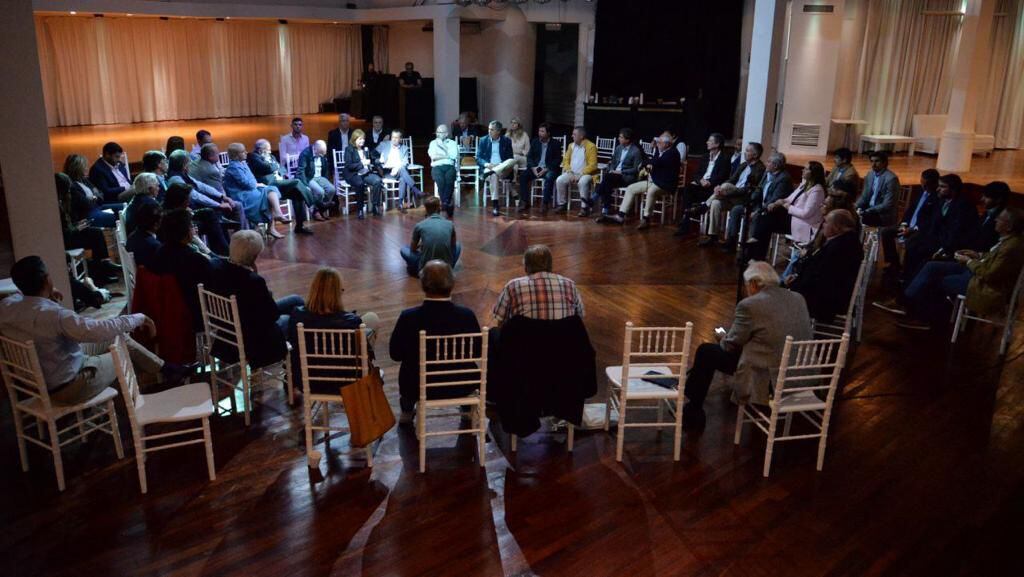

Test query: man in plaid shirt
[493,245,584,326]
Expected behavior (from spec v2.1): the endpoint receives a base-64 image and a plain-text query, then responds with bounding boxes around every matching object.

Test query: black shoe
[720,240,737,253]
[160,362,198,387]
[357,208,365,220]
[682,406,706,431]
[96,260,122,277]
[697,236,718,247]
[295,226,313,235]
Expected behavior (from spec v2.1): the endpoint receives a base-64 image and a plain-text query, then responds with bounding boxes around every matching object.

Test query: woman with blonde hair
[63,153,123,227]
[508,118,530,169]
[287,268,379,390]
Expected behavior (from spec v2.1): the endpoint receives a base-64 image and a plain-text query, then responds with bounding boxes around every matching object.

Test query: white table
[830,119,868,150]
[859,134,916,157]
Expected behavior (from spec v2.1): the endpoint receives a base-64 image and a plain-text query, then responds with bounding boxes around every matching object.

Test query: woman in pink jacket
[772,161,826,245]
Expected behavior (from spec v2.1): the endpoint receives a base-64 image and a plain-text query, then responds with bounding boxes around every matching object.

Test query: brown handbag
[339,363,395,447]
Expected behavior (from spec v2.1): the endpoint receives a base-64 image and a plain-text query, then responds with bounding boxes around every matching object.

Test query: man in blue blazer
[857,151,901,227]
[476,121,515,217]
[88,142,133,203]
[518,123,563,213]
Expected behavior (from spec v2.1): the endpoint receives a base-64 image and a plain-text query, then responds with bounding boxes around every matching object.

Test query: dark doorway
[532,23,578,135]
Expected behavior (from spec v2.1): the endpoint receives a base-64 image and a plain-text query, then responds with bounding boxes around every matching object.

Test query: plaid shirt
[493,272,584,324]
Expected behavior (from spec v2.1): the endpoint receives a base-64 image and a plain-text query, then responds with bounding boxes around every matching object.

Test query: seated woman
[342,129,384,219]
[165,135,186,156]
[766,161,826,246]
[151,208,215,332]
[55,172,122,286]
[782,178,860,280]
[125,202,163,270]
[63,154,123,228]
[508,118,530,171]
[287,267,379,392]
[222,142,292,239]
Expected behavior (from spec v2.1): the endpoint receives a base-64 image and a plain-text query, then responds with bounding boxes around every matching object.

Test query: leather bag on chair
[339,363,395,447]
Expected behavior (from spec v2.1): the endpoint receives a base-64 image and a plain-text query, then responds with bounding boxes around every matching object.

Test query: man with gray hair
[428,123,459,218]
[492,244,584,327]
[741,151,794,259]
[249,138,317,232]
[476,120,516,217]
[389,260,481,423]
[327,113,352,159]
[680,260,811,430]
[190,142,226,195]
[124,172,160,235]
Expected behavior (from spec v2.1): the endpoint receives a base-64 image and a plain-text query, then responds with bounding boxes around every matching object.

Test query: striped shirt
[493,272,584,324]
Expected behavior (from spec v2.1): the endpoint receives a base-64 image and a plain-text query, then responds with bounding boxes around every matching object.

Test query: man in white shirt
[554,126,598,213]
[0,257,192,406]
[279,117,310,163]
[428,124,460,218]
[377,129,422,210]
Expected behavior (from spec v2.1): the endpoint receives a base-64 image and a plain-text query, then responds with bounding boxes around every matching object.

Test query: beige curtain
[852,0,963,137]
[35,16,361,127]
[372,25,390,74]
[978,0,1024,148]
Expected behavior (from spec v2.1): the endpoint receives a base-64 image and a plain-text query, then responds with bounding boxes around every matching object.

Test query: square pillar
[433,14,461,129]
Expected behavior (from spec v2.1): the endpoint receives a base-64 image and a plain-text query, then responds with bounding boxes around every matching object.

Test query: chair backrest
[0,334,53,413]
[401,136,415,165]
[115,219,127,246]
[197,284,246,366]
[418,328,489,400]
[218,151,230,167]
[123,152,131,180]
[296,323,369,395]
[458,135,477,156]
[284,153,300,177]
[552,135,567,155]
[332,149,346,185]
[120,248,137,313]
[109,335,142,428]
[1005,264,1024,321]
[596,136,615,160]
[619,322,693,391]
[772,334,850,408]
[640,140,654,156]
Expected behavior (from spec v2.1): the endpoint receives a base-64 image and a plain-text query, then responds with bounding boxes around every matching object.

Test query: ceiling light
[70,11,77,15]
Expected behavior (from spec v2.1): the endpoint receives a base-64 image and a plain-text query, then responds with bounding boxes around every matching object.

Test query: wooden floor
[48,114,1024,191]
[3,195,1024,577]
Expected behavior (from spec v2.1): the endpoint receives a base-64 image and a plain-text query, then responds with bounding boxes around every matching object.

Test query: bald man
[296,140,336,218]
[786,209,864,323]
[428,124,460,218]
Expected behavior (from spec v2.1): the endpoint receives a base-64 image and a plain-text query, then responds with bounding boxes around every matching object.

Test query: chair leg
[242,370,252,427]
[567,424,574,452]
[999,322,1012,356]
[304,399,317,468]
[417,404,426,473]
[284,356,294,406]
[950,300,966,344]
[816,430,829,472]
[733,404,745,445]
[76,410,87,443]
[477,402,486,467]
[202,417,216,480]
[615,392,627,462]
[11,404,28,472]
[365,438,374,468]
[783,413,793,437]
[108,400,124,459]
[763,414,778,478]
[322,402,330,451]
[510,434,517,453]
[47,419,66,492]
[673,393,684,461]
[135,436,148,494]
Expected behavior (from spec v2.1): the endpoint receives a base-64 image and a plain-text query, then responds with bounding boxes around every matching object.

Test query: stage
[48,115,1024,192]
[2,199,1023,576]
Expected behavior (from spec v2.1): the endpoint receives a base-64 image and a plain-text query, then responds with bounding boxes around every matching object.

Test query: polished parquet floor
[2,194,1024,577]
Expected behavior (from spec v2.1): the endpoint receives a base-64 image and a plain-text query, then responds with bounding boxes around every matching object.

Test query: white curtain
[978,0,1024,148]
[372,25,390,74]
[35,16,362,127]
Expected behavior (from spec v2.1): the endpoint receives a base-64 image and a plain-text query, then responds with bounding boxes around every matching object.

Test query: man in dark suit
[367,116,388,149]
[477,120,516,217]
[207,230,304,370]
[856,151,900,227]
[743,152,795,261]
[89,141,133,203]
[389,260,481,423]
[975,181,1010,252]
[326,113,352,162]
[676,132,731,235]
[879,169,940,274]
[786,210,864,323]
[699,141,766,249]
[518,123,562,213]
[591,127,644,216]
[125,201,162,270]
[900,173,979,283]
[600,133,681,229]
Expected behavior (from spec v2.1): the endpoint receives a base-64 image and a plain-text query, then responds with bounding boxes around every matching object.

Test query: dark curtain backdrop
[592,0,744,141]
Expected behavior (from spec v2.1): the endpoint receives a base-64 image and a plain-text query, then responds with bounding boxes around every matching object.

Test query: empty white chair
[950,265,1024,356]
[296,323,375,469]
[417,328,489,473]
[284,153,300,178]
[595,136,615,171]
[197,285,294,426]
[0,334,123,491]
[604,322,693,462]
[457,135,479,202]
[734,334,850,477]
[402,135,425,191]
[109,335,215,494]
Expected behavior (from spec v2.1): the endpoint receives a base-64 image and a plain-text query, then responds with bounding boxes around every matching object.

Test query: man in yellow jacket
[555,126,599,215]
[891,207,1024,330]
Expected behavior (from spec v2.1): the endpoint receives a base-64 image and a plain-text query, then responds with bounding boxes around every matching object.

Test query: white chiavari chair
[109,335,215,494]
[296,323,375,469]
[417,328,489,473]
[218,151,230,167]
[332,149,355,215]
[0,334,123,491]
[595,136,615,172]
[734,334,850,477]
[457,135,480,203]
[402,136,425,192]
[197,285,294,427]
[950,264,1024,356]
[604,322,693,462]
[284,153,300,178]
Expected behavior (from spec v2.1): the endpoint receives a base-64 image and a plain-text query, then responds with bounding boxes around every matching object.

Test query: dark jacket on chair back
[490,315,597,437]
[208,259,287,369]
[789,230,864,323]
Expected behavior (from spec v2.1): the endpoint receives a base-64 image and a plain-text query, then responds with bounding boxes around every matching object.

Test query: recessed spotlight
[126,13,133,16]
[70,11,77,15]
[225,16,231,19]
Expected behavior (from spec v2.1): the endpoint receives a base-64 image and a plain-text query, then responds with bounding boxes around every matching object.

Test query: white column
[488,6,535,126]
[937,0,996,172]
[432,13,461,129]
[574,22,595,126]
[741,0,788,150]
[0,3,71,298]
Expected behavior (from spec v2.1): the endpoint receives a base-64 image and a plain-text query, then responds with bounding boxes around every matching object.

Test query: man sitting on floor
[400,196,460,277]
[492,244,584,327]
[785,209,864,323]
[682,261,811,430]
[878,208,1024,331]
[389,260,481,423]
[598,133,681,230]
[0,256,191,405]
[697,141,765,249]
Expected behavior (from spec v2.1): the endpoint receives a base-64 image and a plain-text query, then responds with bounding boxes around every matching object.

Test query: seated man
[88,141,133,204]
[398,61,423,88]
[0,256,190,406]
[326,113,352,160]
[400,196,460,277]
[682,261,812,429]
[295,139,334,214]
[189,143,227,197]
[389,260,481,422]
[125,201,162,270]
[785,209,864,323]
[255,138,321,229]
[167,149,244,230]
[141,150,170,201]
[589,128,643,217]
[428,124,460,218]
[207,230,304,369]
[368,115,388,149]
[477,120,516,217]
[697,141,765,248]
[600,133,681,230]
[676,132,731,235]
[517,122,561,214]
[278,117,309,163]
[856,151,900,228]
[879,169,940,274]
[161,183,223,257]
[555,126,599,214]
[740,152,794,261]
[899,173,979,285]
[377,129,423,211]
[884,208,1024,330]
[190,129,213,161]
[451,112,482,147]
[825,147,859,190]
[975,181,1010,252]
[492,244,584,327]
